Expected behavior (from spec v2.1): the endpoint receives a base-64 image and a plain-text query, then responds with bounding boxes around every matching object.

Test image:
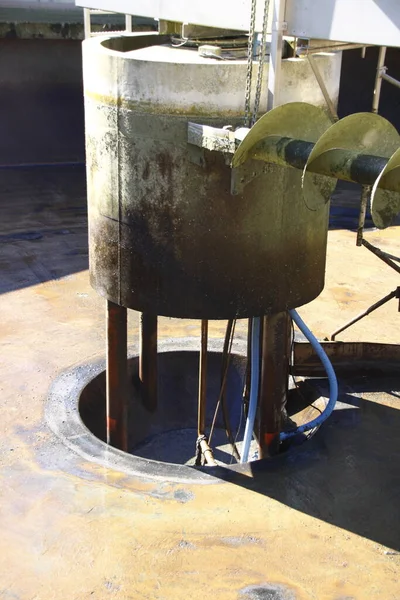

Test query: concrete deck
[0,165,399,599]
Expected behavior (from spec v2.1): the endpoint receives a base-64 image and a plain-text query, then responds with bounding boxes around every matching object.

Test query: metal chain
[252,0,270,125]
[244,0,257,127]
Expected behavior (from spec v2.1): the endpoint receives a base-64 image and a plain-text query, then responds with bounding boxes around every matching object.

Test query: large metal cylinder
[83,33,342,319]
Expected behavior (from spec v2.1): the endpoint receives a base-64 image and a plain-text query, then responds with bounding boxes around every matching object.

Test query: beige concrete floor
[0,168,399,599]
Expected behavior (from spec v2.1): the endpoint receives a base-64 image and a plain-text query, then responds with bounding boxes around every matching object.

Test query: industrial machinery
[76,0,400,467]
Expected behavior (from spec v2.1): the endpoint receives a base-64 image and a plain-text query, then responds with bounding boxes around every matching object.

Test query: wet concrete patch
[239,583,296,599]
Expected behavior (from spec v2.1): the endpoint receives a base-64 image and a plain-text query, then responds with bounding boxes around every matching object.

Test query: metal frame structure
[83,6,133,38]
[76,0,400,46]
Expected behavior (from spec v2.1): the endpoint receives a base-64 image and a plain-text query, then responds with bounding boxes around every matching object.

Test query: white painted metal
[76,0,261,31]
[267,0,286,111]
[285,0,400,48]
[75,0,400,46]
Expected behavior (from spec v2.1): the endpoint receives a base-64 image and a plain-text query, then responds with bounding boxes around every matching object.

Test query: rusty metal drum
[83,33,342,319]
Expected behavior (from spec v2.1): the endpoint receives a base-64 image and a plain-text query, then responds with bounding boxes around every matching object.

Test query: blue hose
[241,310,338,461]
[240,317,261,463]
[280,309,338,440]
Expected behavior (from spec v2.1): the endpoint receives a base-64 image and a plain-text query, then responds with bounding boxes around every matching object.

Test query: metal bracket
[187,122,238,154]
[274,20,287,31]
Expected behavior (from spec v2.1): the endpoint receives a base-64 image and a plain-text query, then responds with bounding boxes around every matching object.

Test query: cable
[219,320,241,460]
[240,317,261,463]
[208,319,241,461]
[280,309,338,440]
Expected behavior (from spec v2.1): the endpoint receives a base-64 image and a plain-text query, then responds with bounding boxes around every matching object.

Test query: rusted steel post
[356,185,371,246]
[197,320,208,437]
[139,313,158,412]
[106,300,128,451]
[258,311,291,458]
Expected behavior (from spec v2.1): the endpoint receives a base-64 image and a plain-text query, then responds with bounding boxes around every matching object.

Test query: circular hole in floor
[79,348,325,467]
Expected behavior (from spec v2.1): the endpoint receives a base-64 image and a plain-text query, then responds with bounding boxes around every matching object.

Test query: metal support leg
[372,46,387,114]
[356,185,371,246]
[195,320,216,466]
[307,54,339,123]
[83,8,91,40]
[197,319,208,438]
[362,239,400,275]
[139,313,158,412]
[258,311,291,458]
[330,288,400,341]
[125,14,133,32]
[106,300,128,451]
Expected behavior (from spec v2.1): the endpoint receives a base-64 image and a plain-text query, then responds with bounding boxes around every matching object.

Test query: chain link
[244,0,271,127]
[252,0,270,125]
[244,0,257,127]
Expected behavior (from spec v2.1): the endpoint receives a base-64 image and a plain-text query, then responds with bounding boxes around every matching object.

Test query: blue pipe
[241,310,338,461]
[240,317,261,463]
[280,309,338,440]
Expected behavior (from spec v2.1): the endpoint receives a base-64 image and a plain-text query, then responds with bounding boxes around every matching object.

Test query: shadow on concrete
[76,345,400,552]
[0,38,88,294]
[213,375,400,552]
[0,39,85,166]
[0,165,88,294]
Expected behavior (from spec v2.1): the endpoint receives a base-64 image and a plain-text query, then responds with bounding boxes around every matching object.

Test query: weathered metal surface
[249,137,397,189]
[232,102,332,168]
[293,340,400,376]
[371,147,400,229]
[258,311,291,457]
[84,36,341,319]
[303,112,399,209]
[197,320,208,438]
[191,116,399,195]
[106,300,128,450]
[232,102,337,213]
[356,186,371,246]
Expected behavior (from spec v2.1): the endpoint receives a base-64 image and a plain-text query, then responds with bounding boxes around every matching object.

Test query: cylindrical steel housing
[83,34,342,319]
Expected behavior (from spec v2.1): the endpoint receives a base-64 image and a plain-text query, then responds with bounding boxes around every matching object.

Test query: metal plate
[371,147,400,229]
[303,112,400,210]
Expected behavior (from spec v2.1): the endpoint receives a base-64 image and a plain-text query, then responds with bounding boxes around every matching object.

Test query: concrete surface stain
[0,168,399,599]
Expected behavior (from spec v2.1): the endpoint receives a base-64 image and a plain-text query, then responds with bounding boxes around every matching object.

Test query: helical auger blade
[232,102,332,168]
[371,147,400,229]
[302,112,399,211]
[232,103,400,227]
